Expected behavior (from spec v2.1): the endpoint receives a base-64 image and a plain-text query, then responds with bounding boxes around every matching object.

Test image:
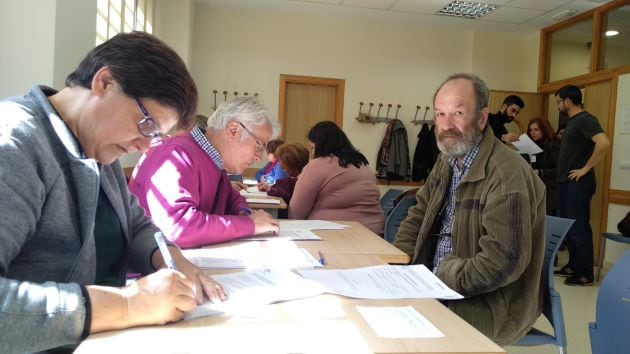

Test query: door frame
[278,74,345,139]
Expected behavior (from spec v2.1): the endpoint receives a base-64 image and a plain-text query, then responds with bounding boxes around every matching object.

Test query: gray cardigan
[0,86,162,353]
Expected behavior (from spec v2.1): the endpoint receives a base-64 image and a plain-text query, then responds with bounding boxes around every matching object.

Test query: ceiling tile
[481,6,546,24]
[504,0,571,11]
[341,0,397,10]
[290,0,343,4]
[390,0,452,14]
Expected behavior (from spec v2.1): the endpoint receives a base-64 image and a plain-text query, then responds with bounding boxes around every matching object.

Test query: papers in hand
[184,266,327,320]
[511,133,543,155]
[297,264,463,300]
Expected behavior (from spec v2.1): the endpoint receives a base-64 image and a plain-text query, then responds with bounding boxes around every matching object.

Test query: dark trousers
[558,173,596,279]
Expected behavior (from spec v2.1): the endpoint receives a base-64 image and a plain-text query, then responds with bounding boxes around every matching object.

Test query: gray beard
[436,125,483,158]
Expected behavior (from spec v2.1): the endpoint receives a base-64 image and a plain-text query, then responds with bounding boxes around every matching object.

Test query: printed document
[182,240,322,269]
[297,264,463,300]
[356,306,444,338]
[243,228,321,241]
[185,266,327,320]
[280,220,348,231]
[246,197,281,205]
[511,133,543,155]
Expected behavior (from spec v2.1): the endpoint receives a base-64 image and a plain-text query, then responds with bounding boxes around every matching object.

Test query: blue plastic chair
[383,196,416,243]
[514,215,574,354]
[589,249,630,354]
[595,232,630,282]
[379,188,403,217]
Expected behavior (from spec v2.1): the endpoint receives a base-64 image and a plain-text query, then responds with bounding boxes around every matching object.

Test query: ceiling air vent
[437,1,497,20]
[552,9,577,22]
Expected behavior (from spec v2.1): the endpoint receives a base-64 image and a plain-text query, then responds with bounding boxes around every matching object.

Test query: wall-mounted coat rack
[411,106,433,126]
[355,102,432,125]
[355,102,401,124]
[212,89,260,110]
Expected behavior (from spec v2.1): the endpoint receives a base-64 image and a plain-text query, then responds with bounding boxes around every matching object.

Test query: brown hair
[527,117,557,146]
[65,31,198,131]
[275,143,309,177]
[266,139,285,155]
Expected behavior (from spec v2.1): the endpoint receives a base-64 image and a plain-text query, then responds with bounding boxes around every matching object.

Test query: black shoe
[564,275,594,286]
[553,267,574,277]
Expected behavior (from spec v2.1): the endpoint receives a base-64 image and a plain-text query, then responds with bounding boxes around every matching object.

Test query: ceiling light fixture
[605,30,619,37]
[551,9,577,22]
[437,1,497,20]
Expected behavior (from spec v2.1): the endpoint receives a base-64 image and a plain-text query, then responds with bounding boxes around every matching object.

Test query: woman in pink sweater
[289,121,384,234]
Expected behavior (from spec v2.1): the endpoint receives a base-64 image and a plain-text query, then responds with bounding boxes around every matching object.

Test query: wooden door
[583,81,612,261]
[278,75,344,149]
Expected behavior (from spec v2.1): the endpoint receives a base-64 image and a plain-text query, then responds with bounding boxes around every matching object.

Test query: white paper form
[239,190,268,197]
[280,220,349,231]
[356,306,444,338]
[297,264,463,300]
[185,266,327,320]
[246,197,281,205]
[243,229,321,241]
[511,133,543,155]
[243,178,258,185]
[182,240,322,269]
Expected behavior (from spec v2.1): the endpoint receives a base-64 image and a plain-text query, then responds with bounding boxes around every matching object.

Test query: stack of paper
[239,190,267,197]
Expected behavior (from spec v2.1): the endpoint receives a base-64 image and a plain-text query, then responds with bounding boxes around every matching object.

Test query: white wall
[0,0,56,97]
[0,0,96,97]
[187,2,540,169]
[154,0,194,66]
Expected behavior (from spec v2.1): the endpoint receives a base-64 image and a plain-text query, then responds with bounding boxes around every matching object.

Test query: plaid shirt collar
[447,140,481,177]
[190,126,224,170]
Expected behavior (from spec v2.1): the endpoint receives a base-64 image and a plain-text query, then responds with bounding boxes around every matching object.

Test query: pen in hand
[154,231,178,271]
[318,251,326,266]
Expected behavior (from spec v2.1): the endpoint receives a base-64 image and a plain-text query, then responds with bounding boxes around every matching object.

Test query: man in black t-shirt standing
[553,85,610,286]
[488,95,525,143]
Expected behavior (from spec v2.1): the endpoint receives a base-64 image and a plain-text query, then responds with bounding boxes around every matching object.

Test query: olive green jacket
[394,127,546,346]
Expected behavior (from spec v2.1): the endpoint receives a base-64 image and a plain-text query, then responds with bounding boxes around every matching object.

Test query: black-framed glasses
[238,122,266,154]
[135,98,162,144]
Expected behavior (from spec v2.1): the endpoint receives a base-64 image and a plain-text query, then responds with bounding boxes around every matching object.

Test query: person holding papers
[527,117,560,216]
[393,73,546,346]
[129,97,281,248]
[289,121,384,234]
[255,138,288,190]
[263,142,310,218]
[0,32,226,353]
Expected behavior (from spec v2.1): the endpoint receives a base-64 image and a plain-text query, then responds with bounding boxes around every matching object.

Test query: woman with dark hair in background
[527,117,561,215]
[289,121,384,234]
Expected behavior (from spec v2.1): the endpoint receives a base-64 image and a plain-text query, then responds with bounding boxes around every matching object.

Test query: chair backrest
[541,216,574,346]
[383,196,417,243]
[379,188,403,217]
[590,249,630,354]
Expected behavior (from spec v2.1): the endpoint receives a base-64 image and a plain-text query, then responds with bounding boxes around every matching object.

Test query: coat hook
[368,102,374,116]
[359,102,364,114]
[212,90,218,110]
[386,104,392,119]
[223,91,228,101]
[234,91,238,97]
[395,104,401,119]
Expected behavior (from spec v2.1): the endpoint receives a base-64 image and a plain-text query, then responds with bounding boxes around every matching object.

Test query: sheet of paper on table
[297,264,463,300]
[356,306,445,338]
[280,220,349,231]
[246,197,281,205]
[242,228,321,241]
[182,240,322,269]
[184,266,327,320]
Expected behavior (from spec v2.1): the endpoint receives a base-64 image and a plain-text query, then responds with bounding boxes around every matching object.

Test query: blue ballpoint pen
[154,231,178,270]
[318,251,326,266]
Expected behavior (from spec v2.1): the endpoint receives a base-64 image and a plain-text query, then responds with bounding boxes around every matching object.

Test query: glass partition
[599,4,630,70]
[548,18,594,82]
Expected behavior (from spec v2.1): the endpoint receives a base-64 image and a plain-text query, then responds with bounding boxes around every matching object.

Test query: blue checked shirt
[191,126,224,170]
[432,142,481,273]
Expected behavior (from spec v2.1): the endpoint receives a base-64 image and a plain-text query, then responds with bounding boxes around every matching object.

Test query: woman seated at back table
[260,142,310,219]
[289,121,384,234]
[255,139,288,191]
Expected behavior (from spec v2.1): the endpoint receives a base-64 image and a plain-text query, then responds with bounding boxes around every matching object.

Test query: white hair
[207,96,280,139]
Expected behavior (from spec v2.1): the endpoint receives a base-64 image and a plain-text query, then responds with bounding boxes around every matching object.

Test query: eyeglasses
[238,122,266,153]
[135,98,163,144]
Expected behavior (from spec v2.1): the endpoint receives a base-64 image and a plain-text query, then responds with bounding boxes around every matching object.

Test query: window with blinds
[96,0,154,45]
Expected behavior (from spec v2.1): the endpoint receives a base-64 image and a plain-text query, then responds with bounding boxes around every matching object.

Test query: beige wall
[187,2,540,169]
[549,41,591,82]
[154,0,194,66]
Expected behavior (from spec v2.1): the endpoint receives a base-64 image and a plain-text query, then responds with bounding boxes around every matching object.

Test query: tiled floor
[506,250,600,354]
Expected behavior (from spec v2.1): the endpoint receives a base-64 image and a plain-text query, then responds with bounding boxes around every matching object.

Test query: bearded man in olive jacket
[394,73,546,346]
